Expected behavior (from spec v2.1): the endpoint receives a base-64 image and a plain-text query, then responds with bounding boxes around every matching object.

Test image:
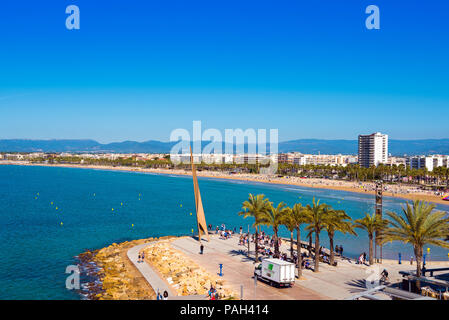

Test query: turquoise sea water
[0,165,448,300]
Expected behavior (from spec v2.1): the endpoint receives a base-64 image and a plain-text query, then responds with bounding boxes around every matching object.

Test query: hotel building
[358,132,388,168]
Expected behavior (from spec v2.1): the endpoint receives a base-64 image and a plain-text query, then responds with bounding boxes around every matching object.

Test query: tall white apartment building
[358,132,388,168]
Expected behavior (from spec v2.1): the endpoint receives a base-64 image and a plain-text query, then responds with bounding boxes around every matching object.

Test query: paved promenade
[127,241,206,300]
[171,235,326,300]
[127,242,175,296]
[129,234,448,300]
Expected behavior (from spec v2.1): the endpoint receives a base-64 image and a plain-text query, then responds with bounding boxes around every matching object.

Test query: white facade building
[358,132,388,168]
[407,155,449,172]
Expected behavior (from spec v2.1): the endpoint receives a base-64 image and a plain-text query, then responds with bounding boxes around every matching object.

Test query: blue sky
[0,0,448,143]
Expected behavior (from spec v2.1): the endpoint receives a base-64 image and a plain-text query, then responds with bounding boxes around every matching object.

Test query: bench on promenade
[422,267,449,277]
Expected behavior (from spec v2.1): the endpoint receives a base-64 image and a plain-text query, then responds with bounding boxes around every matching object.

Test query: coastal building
[277,152,355,167]
[406,155,449,172]
[358,132,388,168]
[386,156,407,167]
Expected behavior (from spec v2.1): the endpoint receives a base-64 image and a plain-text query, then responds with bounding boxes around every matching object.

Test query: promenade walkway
[171,235,326,300]
[127,241,206,300]
[128,234,435,300]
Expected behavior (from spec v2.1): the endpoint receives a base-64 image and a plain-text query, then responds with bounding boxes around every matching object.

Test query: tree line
[239,194,449,285]
[29,155,449,187]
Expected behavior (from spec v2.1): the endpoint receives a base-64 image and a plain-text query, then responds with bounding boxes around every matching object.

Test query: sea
[0,164,448,299]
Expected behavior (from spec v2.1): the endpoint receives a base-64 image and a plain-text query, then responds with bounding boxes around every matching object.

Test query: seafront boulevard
[84,233,449,300]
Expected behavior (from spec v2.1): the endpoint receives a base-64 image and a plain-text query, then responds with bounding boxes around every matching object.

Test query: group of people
[137,251,145,263]
[238,234,249,246]
[156,290,169,300]
[207,285,219,300]
[212,223,236,240]
[335,245,344,256]
[357,252,368,265]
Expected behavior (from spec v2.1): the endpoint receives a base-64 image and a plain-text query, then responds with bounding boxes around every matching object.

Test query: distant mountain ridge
[1,138,449,156]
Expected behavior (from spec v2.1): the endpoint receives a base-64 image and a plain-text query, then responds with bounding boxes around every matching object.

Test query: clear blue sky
[0,0,448,143]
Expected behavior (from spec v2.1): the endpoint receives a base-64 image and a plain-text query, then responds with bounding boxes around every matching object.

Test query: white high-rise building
[358,132,388,168]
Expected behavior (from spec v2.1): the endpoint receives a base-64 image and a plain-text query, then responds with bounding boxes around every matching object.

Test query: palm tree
[259,202,289,256]
[282,207,296,260]
[238,194,271,263]
[383,201,449,285]
[284,203,309,278]
[353,212,388,265]
[304,198,331,272]
[323,209,356,266]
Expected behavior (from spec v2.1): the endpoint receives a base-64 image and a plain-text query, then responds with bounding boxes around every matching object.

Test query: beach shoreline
[2,160,448,207]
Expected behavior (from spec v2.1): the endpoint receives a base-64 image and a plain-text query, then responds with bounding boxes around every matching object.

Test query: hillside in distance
[1,139,449,156]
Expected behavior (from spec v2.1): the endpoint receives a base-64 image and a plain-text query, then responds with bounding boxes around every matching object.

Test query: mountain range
[1,139,449,156]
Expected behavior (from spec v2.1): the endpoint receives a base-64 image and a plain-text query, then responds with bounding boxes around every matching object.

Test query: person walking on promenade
[162,291,168,300]
[138,252,141,263]
[200,243,204,254]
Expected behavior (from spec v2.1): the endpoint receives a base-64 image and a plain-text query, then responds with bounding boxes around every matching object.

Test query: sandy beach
[2,160,448,207]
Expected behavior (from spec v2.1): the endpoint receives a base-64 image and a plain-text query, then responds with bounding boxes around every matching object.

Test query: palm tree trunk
[314,230,320,272]
[369,234,374,265]
[415,246,423,291]
[290,231,294,259]
[255,226,259,263]
[329,232,334,266]
[296,227,302,278]
[273,227,279,257]
[308,234,312,256]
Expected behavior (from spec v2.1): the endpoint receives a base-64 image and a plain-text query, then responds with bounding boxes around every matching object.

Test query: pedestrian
[340,245,344,256]
[208,286,216,300]
[138,252,141,263]
[162,290,168,300]
[200,244,204,254]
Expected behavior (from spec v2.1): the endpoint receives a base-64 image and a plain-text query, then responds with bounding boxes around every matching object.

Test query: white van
[254,258,295,287]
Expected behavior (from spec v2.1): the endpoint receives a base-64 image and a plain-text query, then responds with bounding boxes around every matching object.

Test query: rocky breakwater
[78,237,161,300]
[143,239,238,299]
